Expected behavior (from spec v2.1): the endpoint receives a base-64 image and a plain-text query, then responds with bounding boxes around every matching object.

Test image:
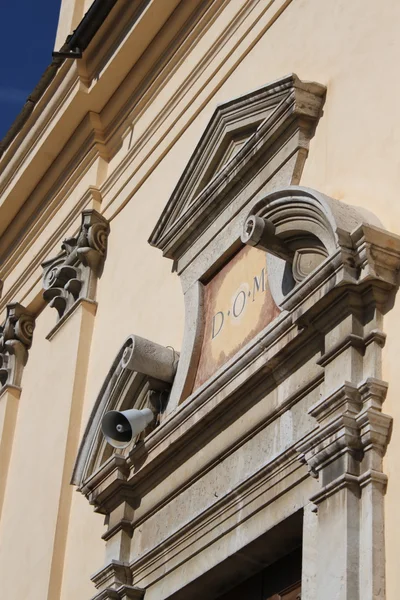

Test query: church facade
[1,1,400,599]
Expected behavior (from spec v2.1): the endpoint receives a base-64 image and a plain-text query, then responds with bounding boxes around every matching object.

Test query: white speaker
[101,408,154,448]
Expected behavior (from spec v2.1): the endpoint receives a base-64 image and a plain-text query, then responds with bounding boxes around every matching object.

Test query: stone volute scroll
[0,302,35,392]
[72,335,179,507]
[42,209,110,321]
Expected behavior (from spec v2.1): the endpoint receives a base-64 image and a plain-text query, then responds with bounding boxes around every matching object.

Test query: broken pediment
[71,335,178,502]
[149,74,326,263]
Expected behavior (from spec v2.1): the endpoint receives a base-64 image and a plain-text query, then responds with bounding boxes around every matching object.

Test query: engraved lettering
[232,290,246,318]
[252,268,265,301]
[212,311,224,339]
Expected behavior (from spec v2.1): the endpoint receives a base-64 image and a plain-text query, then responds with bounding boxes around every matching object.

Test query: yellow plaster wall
[2,0,400,598]
[0,302,104,599]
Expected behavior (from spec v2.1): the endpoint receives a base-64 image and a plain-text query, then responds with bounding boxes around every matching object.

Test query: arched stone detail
[72,335,178,498]
[241,186,383,308]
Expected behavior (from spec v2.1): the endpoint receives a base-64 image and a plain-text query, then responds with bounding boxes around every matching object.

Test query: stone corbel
[42,209,110,320]
[0,303,35,391]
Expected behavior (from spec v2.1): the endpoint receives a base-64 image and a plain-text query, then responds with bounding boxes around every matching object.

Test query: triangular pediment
[149,74,326,262]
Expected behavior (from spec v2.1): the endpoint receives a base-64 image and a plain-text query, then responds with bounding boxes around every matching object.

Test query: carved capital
[42,210,110,319]
[0,303,35,390]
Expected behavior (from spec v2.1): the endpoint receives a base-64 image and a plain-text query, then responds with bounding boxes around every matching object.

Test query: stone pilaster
[297,315,391,600]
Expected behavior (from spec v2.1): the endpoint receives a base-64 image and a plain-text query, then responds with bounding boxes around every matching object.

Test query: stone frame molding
[73,76,400,599]
[42,209,110,323]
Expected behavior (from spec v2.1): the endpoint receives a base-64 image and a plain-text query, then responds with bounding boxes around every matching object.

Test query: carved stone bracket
[0,303,35,391]
[42,209,110,319]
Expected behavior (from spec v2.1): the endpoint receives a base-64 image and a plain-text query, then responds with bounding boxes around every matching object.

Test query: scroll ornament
[0,303,35,390]
[42,210,110,319]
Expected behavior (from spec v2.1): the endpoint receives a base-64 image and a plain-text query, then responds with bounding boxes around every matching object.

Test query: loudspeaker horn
[101,407,154,448]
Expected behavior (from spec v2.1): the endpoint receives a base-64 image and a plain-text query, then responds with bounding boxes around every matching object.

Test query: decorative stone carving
[72,335,179,508]
[74,76,400,599]
[0,303,35,391]
[42,209,110,319]
[149,74,326,265]
[240,187,377,308]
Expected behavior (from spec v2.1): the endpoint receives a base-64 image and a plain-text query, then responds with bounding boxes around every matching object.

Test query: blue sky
[0,1,61,140]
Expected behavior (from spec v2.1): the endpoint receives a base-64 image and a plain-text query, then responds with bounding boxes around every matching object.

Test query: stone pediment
[71,335,178,495]
[149,74,326,262]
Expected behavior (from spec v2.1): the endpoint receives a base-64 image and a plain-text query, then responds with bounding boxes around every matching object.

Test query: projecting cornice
[149,74,326,265]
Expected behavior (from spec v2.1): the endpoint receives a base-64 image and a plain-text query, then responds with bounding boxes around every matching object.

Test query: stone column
[301,502,318,600]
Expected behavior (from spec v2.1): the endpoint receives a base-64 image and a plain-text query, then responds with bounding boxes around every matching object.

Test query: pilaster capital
[0,302,35,391]
[42,209,110,320]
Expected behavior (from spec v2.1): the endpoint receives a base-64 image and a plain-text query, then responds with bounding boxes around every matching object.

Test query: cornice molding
[150,76,325,262]
[0,0,204,235]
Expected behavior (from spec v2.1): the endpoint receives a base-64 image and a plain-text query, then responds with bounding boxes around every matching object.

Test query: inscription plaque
[193,245,280,390]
